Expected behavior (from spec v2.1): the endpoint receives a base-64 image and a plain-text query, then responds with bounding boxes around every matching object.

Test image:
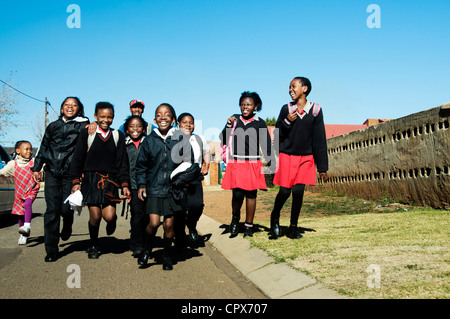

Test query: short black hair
[293,77,312,97]
[239,91,262,112]
[178,112,194,124]
[95,101,114,115]
[15,140,31,150]
[60,96,85,117]
[124,115,148,132]
[155,103,177,125]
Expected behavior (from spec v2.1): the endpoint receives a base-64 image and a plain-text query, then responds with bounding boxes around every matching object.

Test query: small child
[124,115,148,257]
[135,103,189,270]
[0,141,40,245]
[270,76,329,239]
[70,102,131,259]
[175,112,210,248]
[221,91,274,238]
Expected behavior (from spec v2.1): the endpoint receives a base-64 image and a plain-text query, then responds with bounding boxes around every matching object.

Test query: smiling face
[130,105,144,117]
[154,105,174,135]
[126,118,145,141]
[16,142,32,160]
[61,98,80,120]
[179,115,194,135]
[94,108,114,131]
[240,97,256,118]
[289,78,308,101]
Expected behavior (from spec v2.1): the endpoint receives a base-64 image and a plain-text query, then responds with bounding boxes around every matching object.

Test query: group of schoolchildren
[0,76,329,271]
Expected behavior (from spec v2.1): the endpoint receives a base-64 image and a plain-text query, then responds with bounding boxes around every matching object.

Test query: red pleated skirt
[221,160,267,191]
[273,153,316,188]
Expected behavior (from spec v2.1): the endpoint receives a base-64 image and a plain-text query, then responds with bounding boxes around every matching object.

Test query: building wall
[317,103,450,209]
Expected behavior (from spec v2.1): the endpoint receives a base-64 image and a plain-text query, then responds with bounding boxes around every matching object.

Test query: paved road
[0,192,266,300]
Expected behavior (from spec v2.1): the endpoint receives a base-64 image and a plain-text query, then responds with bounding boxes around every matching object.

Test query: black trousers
[129,189,148,252]
[43,172,73,254]
[174,183,204,247]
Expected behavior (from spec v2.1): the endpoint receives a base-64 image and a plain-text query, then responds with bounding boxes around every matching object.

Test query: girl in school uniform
[124,115,148,257]
[0,141,40,245]
[70,102,131,259]
[221,91,274,238]
[135,103,189,270]
[31,96,89,262]
[270,77,329,239]
[175,112,211,248]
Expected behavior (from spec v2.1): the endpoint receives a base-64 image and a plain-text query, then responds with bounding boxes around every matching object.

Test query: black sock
[163,236,173,256]
[271,186,292,220]
[290,184,305,226]
[88,222,100,247]
[144,233,155,252]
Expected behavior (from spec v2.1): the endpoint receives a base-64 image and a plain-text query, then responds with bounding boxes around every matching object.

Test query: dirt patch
[202,186,416,226]
[202,188,274,225]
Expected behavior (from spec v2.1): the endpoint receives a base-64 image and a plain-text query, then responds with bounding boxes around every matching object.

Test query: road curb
[197,214,348,299]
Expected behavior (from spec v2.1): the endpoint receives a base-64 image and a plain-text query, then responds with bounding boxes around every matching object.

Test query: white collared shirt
[96,126,111,138]
[298,101,312,119]
[189,134,210,164]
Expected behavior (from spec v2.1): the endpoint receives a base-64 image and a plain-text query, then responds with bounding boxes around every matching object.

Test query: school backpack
[87,129,119,151]
[287,102,321,117]
[220,120,237,163]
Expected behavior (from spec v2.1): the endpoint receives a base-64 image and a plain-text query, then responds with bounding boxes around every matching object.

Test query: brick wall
[315,103,450,209]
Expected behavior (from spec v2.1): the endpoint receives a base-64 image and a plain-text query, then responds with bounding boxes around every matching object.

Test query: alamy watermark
[67,4,81,29]
[366,4,381,29]
[366,264,381,288]
[66,264,81,288]
[170,126,279,174]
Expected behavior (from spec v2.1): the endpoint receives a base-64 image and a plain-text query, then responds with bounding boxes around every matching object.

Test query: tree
[265,116,276,126]
[0,74,19,137]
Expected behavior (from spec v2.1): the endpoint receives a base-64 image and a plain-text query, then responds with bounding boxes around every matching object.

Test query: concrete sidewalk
[197,213,348,299]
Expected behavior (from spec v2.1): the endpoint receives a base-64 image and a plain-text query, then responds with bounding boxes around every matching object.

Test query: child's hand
[201,167,209,176]
[227,116,236,124]
[138,188,146,201]
[122,187,131,203]
[319,172,329,182]
[86,122,98,135]
[71,184,81,194]
[32,172,41,183]
[287,109,298,122]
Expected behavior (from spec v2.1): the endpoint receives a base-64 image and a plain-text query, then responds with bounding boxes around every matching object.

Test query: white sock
[24,223,31,228]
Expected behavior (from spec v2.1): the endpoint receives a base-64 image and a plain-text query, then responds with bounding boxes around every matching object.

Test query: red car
[0,145,15,213]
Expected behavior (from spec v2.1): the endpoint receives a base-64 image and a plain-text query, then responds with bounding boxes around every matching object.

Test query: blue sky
[1,0,449,146]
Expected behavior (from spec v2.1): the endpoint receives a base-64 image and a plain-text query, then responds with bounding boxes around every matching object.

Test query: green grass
[251,189,450,299]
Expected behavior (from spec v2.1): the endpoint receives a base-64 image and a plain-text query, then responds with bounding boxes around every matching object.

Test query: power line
[0,79,45,103]
[0,78,58,116]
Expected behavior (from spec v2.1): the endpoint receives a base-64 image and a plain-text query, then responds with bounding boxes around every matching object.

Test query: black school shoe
[44,252,58,262]
[188,228,199,243]
[243,225,254,238]
[229,217,239,236]
[285,226,303,239]
[138,250,150,266]
[88,246,99,259]
[163,256,173,270]
[270,219,281,238]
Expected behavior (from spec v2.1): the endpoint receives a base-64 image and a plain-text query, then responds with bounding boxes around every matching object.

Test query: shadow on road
[0,212,42,229]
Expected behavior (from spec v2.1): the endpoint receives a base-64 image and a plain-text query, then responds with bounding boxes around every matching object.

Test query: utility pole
[44,97,49,128]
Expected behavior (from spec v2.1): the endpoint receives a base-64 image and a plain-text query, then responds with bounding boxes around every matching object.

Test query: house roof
[325,124,367,139]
